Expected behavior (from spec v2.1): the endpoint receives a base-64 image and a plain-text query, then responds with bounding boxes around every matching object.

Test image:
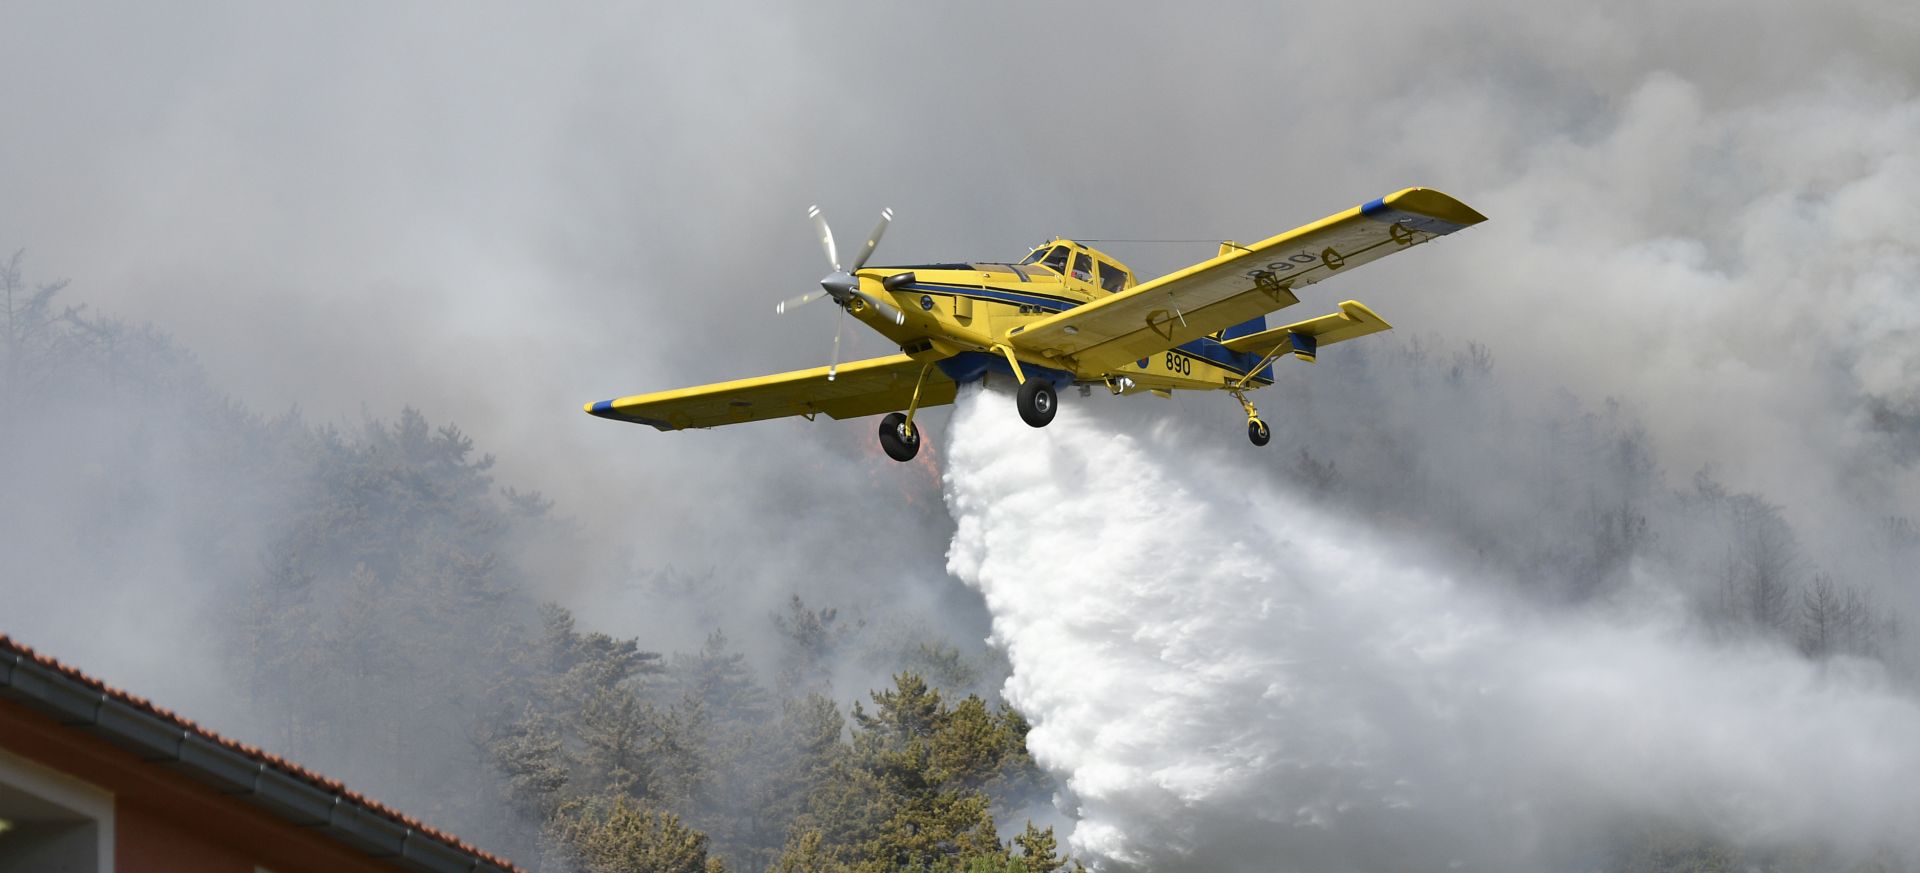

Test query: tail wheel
[1017,379,1057,428]
[878,412,922,462]
[1248,418,1272,447]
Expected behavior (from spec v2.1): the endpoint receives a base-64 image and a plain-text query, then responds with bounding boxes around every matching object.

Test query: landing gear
[878,412,921,462]
[877,362,937,462]
[1017,378,1057,428]
[990,343,1057,429]
[1231,390,1271,447]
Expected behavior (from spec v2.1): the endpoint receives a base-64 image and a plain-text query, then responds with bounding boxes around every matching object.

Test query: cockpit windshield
[1030,246,1070,274]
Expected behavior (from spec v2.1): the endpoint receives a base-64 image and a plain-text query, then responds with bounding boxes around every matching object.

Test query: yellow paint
[586,188,1485,435]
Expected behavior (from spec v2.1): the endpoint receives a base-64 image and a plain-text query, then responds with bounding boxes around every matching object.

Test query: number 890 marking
[1164,352,1193,376]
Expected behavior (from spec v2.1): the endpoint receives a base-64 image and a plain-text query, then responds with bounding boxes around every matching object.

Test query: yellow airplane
[585,188,1486,462]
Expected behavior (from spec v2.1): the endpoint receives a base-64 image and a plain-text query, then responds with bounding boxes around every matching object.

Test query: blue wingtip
[589,400,615,416]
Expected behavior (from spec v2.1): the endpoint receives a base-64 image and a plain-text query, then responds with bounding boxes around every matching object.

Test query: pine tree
[546,796,727,873]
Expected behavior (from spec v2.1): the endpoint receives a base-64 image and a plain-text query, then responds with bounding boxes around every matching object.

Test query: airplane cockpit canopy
[1021,241,1133,294]
[1020,244,1071,274]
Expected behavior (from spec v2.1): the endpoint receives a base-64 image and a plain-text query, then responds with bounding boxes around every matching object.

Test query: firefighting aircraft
[585,188,1486,461]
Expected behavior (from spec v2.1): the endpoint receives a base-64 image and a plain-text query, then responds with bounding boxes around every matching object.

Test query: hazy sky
[5,2,1915,556]
[4,3,1919,868]
[7,2,1917,550]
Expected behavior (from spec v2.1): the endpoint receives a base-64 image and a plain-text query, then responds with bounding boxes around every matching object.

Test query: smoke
[4,1,1918,865]
[1408,71,1920,548]
[944,383,1920,872]
[4,1,1914,622]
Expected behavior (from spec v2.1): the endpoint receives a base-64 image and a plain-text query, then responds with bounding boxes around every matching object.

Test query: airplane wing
[585,353,955,431]
[1007,187,1484,373]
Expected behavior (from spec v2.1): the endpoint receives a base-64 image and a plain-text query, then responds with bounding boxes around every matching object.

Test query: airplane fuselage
[846,242,1274,397]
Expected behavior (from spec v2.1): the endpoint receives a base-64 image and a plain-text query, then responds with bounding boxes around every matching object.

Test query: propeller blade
[828,305,844,381]
[808,205,839,272]
[776,290,826,314]
[851,290,907,326]
[848,207,893,272]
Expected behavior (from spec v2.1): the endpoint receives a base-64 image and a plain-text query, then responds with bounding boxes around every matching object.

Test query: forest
[4,249,1914,873]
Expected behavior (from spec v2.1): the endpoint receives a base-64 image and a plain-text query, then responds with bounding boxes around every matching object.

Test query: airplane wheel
[1017,379,1057,428]
[879,412,921,462]
[1248,419,1272,447]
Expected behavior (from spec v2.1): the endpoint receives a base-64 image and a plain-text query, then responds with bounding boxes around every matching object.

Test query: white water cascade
[941,382,1920,872]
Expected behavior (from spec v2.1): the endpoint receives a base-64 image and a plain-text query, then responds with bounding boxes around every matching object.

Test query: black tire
[878,412,922,462]
[1248,418,1272,447]
[1017,379,1058,428]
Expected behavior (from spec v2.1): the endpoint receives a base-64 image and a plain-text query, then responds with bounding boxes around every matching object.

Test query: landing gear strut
[1232,390,1271,447]
[879,362,936,462]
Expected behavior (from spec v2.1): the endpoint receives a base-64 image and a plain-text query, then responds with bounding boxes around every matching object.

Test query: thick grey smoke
[3,1,1913,592]
[1410,72,1920,549]
[945,384,1920,871]
[4,0,1918,866]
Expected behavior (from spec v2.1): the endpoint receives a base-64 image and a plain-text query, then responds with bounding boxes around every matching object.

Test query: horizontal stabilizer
[1217,300,1392,361]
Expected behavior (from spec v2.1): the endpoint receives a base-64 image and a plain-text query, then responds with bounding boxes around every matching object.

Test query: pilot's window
[1071,252,1094,283]
[1037,247,1070,274]
[1019,246,1050,265]
[1097,260,1128,294]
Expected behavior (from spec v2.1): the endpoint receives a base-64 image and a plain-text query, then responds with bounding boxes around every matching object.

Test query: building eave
[0,634,525,873]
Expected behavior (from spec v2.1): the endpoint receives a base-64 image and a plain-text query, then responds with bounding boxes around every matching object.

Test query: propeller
[777,205,904,380]
[774,290,827,314]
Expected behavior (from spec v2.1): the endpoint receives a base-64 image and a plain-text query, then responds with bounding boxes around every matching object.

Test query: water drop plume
[942,383,1920,872]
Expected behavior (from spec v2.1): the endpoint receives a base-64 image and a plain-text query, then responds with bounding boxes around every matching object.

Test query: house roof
[0,633,525,873]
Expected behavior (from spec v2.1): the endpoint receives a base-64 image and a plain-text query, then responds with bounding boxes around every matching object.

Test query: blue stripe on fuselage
[906,282,1082,312]
[936,351,1076,388]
